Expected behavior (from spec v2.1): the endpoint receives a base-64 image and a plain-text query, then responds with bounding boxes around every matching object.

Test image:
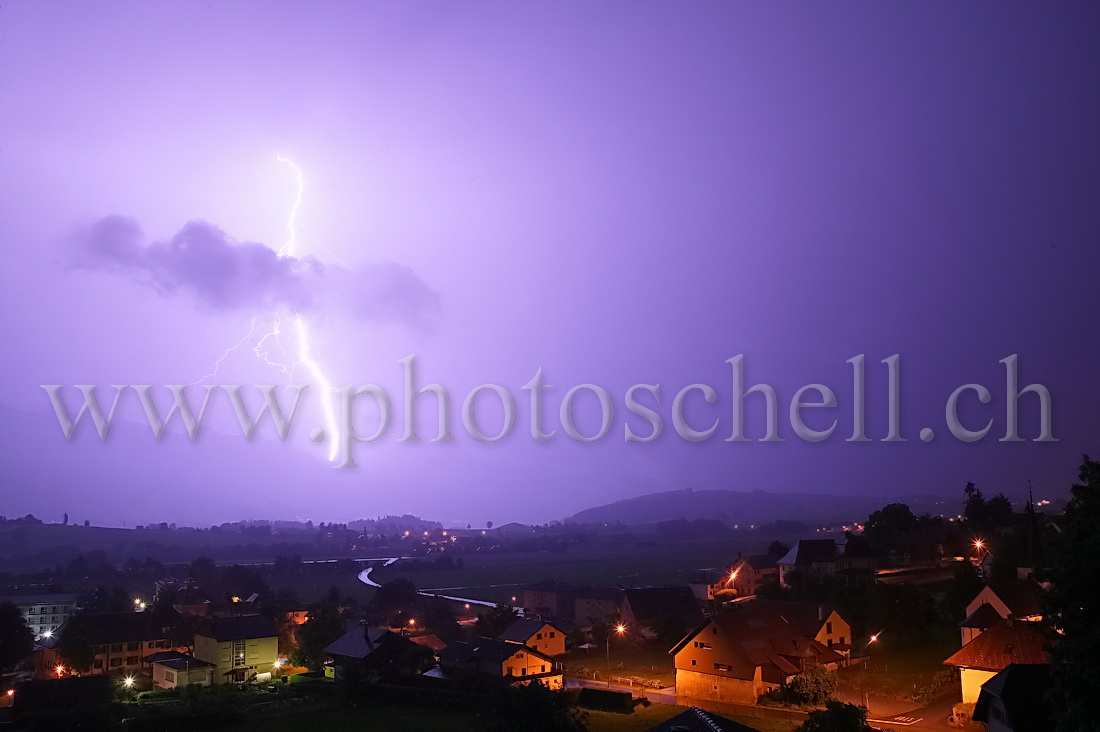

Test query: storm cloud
[71,215,440,328]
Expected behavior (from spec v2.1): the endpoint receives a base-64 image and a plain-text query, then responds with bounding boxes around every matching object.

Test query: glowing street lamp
[42,630,52,639]
[607,625,627,687]
[123,677,134,688]
[859,633,881,709]
[55,665,65,677]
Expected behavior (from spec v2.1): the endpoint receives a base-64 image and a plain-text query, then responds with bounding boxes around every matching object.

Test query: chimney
[818,606,823,622]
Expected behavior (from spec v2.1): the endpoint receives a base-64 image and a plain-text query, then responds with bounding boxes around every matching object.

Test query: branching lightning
[196,154,342,462]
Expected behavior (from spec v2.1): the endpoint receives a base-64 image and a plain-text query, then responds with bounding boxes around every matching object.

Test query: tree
[783,664,837,706]
[297,601,345,669]
[488,679,587,732]
[57,615,96,673]
[0,602,33,672]
[371,579,420,624]
[476,603,519,638]
[797,701,872,731]
[423,597,462,642]
[1040,455,1100,732]
[863,503,918,550]
[944,560,984,621]
[768,540,790,557]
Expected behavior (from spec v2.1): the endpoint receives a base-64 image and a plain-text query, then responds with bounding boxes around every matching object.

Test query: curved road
[356,563,522,611]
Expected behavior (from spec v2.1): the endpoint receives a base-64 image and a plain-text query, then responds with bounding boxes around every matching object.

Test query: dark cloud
[72,215,439,328]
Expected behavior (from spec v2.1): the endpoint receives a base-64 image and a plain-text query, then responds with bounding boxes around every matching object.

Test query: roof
[943,620,1049,672]
[438,637,552,666]
[621,587,703,626]
[409,634,448,652]
[142,651,184,664]
[960,602,1004,629]
[496,618,560,643]
[323,625,398,659]
[151,653,215,671]
[778,533,877,567]
[196,614,277,642]
[986,579,1043,618]
[0,593,77,606]
[645,705,758,732]
[777,539,837,566]
[38,608,182,648]
[973,664,1052,731]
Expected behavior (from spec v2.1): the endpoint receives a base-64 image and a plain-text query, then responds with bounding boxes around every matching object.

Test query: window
[507,667,514,676]
[693,641,712,650]
[28,608,36,615]
[839,637,845,645]
[94,659,103,669]
[826,622,833,634]
[127,642,140,652]
[110,658,122,668]
[714,663,731,671]
[126,656,138,665]
[541,666,547,673]
[549,632,555,638]
[536,633,542,640]
[711,627,718,635]
[165,671,175,683]
[111,644,122,653]
[691,659,697,666]
[249,652,258,660]
[521,668,527,676]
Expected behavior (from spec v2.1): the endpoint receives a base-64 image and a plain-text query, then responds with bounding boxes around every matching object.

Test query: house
[574,587,621,626]
[193,615,279,685]
[523,580,577,620]
[973,664,1052,732]
[728,554,780,597]
[620,587,703,636]
[959,602,1004,645]
[496,618,566,657]
[409,634,448,653]
[323,623,426,681]
[436,637,562,689]
[688,571,727,602]
[777,533,877,586]
[645,705,758,732]
[943,620,1049,704]
[145,652,214,689]
[0,594,77,639]
[669,601,850,704]
[37,608,185,678]
[965,580,1043,624]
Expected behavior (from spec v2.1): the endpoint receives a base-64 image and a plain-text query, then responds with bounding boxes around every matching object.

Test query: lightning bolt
[196,154,342,462]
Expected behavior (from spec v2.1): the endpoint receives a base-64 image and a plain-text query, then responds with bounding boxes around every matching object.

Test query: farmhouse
[669,601,850,703]
[496,618,566,657]
[436,637,562,689]
[943,619,1049,704]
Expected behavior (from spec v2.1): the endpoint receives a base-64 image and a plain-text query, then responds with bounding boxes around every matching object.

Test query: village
[0,474,1084,732]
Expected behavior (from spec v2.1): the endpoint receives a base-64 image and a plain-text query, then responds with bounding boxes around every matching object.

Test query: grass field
[217,699,799,731]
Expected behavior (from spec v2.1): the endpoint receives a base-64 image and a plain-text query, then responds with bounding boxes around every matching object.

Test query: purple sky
[1,1,1098,527]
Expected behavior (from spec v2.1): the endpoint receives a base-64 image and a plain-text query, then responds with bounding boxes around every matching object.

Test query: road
[356,563,523,612]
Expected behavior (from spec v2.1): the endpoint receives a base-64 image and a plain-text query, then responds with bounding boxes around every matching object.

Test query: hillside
[566,488,952,526]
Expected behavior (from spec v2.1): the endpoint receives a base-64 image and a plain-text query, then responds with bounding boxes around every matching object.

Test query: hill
[566,488,952,526]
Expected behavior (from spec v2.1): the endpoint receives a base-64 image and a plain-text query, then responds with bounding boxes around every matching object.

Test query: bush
[782,665,837,707]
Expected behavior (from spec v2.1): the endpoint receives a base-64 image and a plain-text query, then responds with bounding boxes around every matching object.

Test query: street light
[607,624,626,687]
[123,677,134,688]
[859,634,880,709]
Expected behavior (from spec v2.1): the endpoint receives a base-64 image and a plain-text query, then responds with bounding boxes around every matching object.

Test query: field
[220,699,799,732]
[361,537,765,606]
